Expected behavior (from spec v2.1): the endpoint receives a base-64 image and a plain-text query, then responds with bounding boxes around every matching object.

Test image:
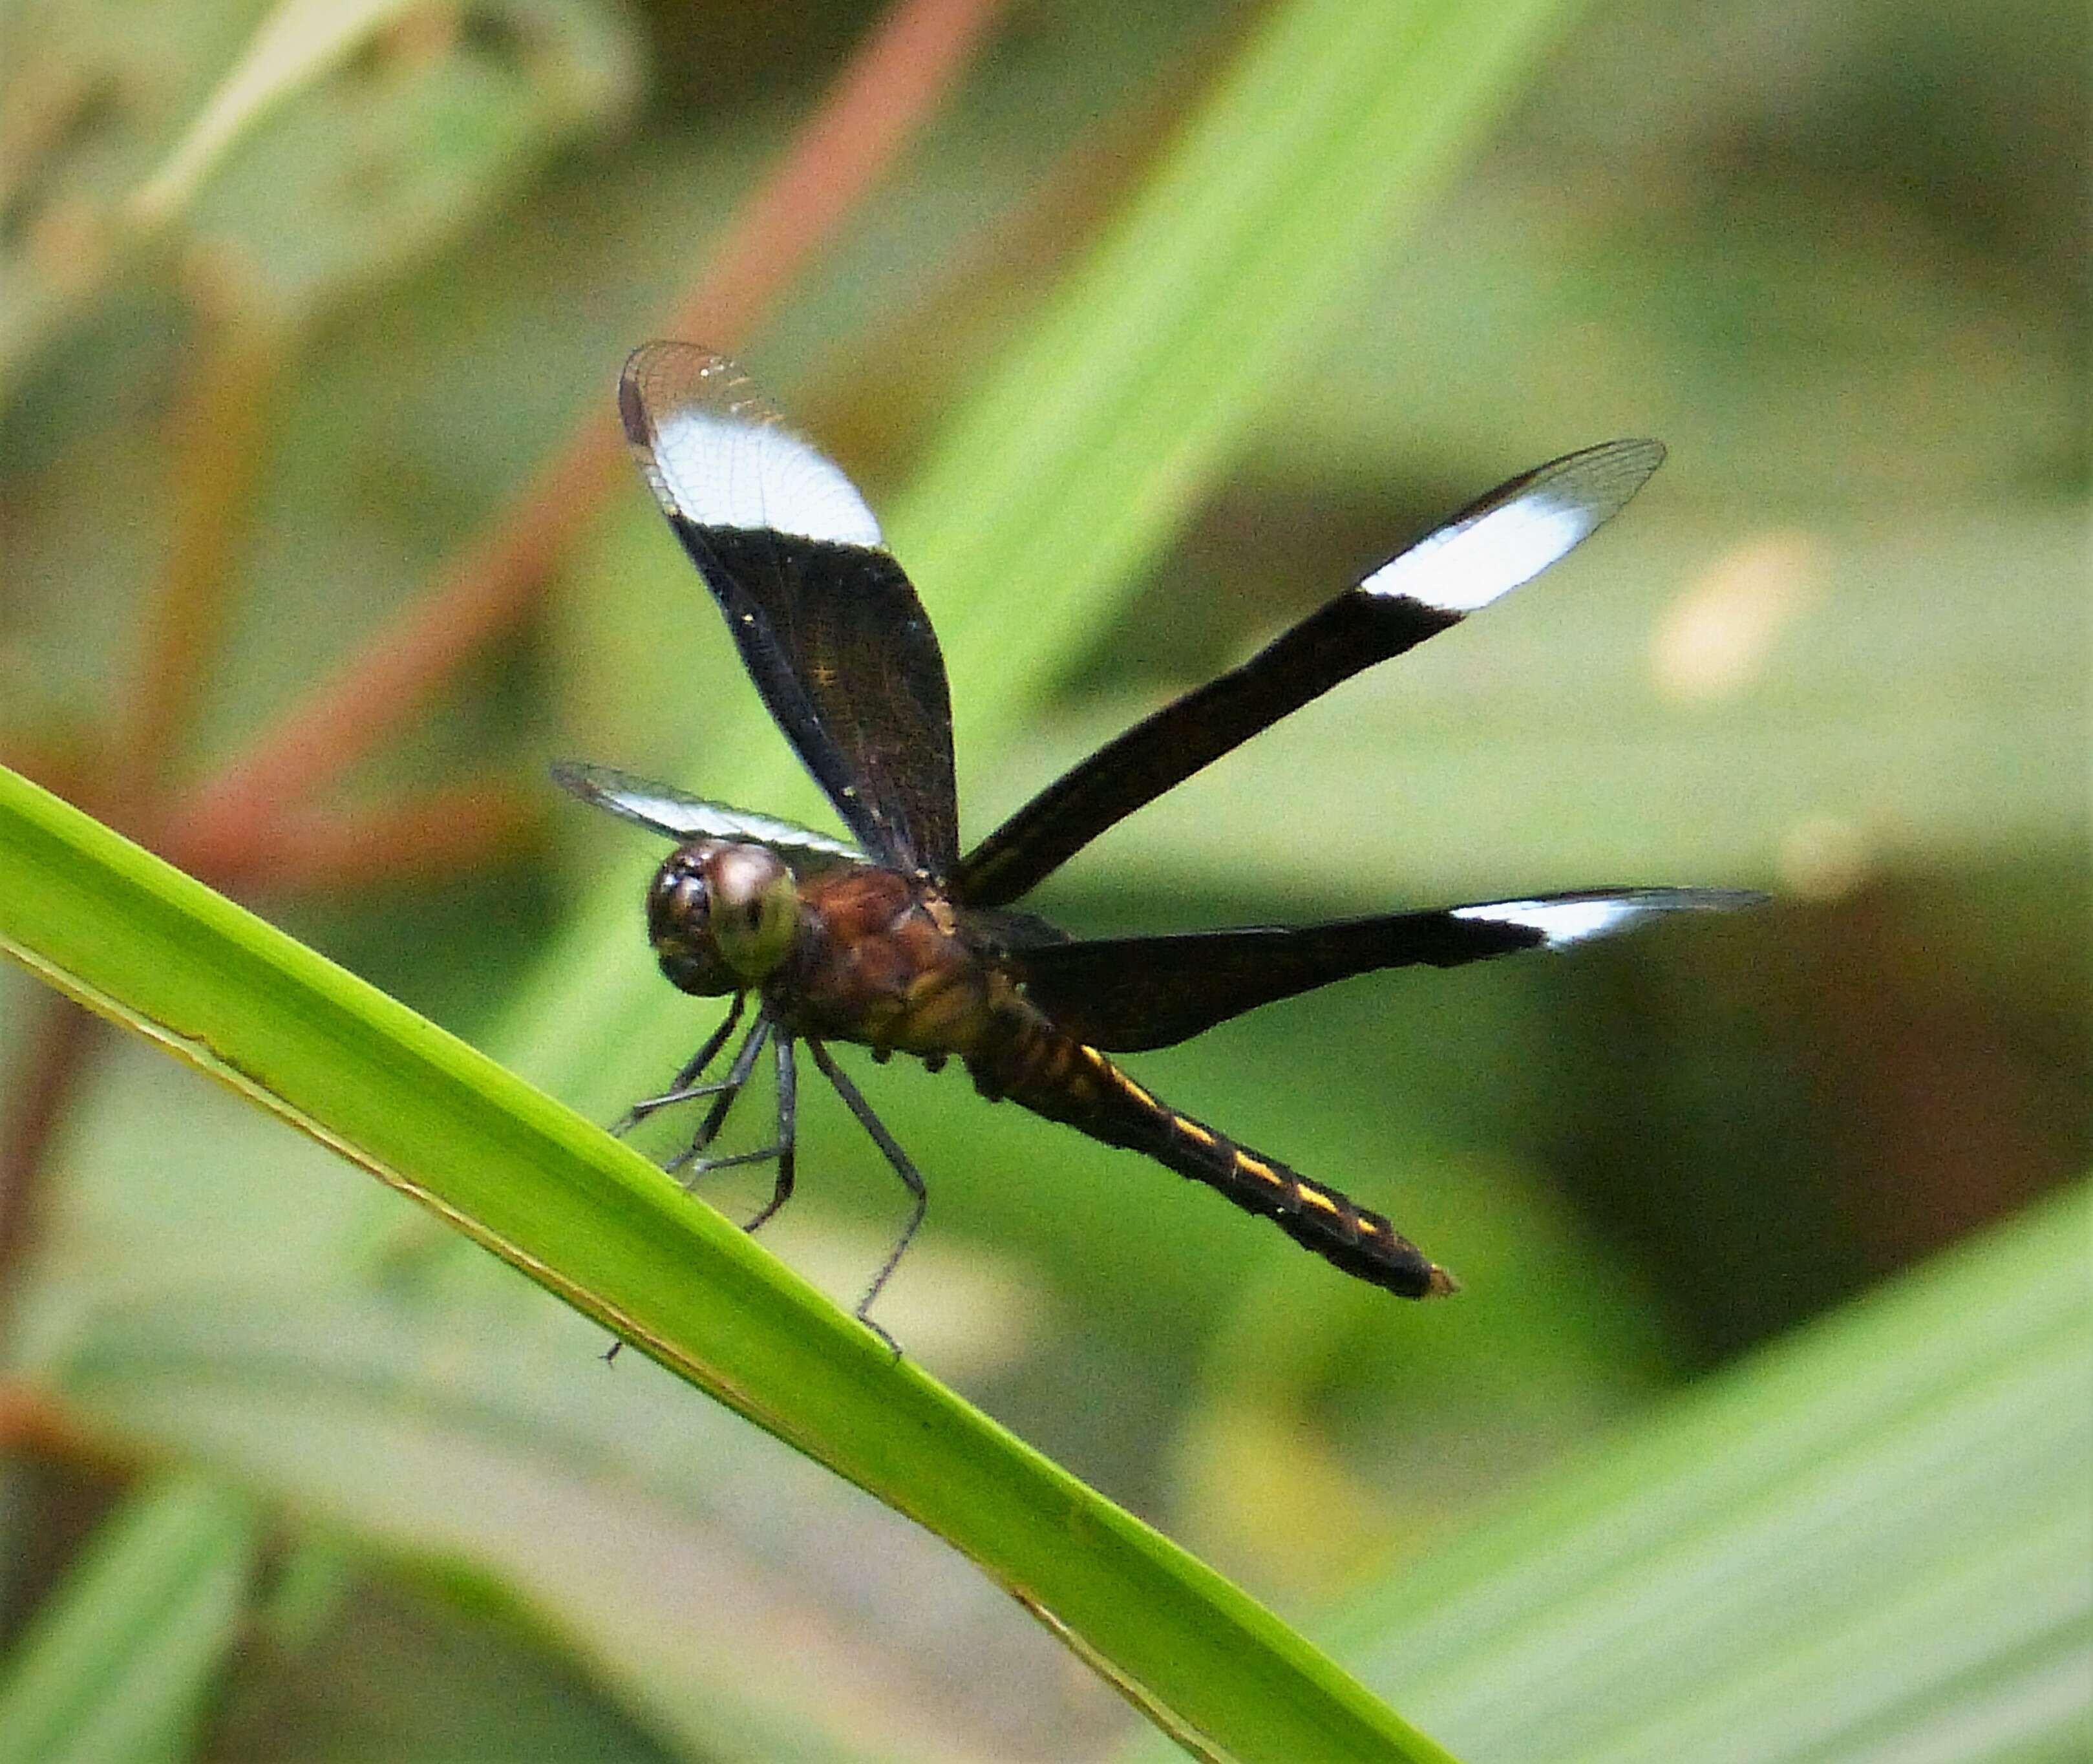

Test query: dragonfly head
[648,841,800,995]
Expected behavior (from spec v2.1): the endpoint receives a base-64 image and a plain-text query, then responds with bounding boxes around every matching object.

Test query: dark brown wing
[620,343,958,878]
[1015,889,1759,1052]
[953,440,1665,908]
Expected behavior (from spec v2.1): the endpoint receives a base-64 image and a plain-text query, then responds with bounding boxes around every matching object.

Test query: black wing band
[959,591,1455,908]
[1016,888,1761,1052]
[953,439,1664,908]
[666,522,959,875]
[620,344,959,877]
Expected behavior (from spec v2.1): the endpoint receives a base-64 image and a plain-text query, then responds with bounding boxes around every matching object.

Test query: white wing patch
[1361,439,1664,615]
[1452,895,1653,946]
[1365,491,1600,613]
[644,409,884,549]
[1453,887,1764,948]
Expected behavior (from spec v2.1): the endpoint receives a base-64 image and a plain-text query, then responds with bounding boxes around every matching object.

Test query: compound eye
[646,846,736,995]
[704,844,799,981]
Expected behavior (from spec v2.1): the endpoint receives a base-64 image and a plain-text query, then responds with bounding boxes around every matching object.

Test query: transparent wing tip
[1363,436,1668,615]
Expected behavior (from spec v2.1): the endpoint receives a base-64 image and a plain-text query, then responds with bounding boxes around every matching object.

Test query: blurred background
[1,0,2084,1758]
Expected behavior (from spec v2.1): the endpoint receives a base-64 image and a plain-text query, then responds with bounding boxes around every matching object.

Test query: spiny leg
[740,1033,798,1235]
[807,1038,926,1352]
[668,1012,773,1187]
[599,1006,778,1370]
[676,1030,796,1213]
[614,993,747,1135]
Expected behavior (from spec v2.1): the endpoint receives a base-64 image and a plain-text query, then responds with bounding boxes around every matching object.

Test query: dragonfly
[557,341,1758,1342]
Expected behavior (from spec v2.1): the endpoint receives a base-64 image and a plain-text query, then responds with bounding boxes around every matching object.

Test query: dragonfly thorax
[648,840,800,995]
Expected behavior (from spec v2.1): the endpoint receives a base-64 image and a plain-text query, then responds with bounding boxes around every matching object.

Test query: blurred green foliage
[0,0,2084,1757]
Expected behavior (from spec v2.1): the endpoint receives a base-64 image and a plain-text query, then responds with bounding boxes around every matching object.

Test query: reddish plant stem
[0,994,98,1289]
[108,312,288,827]
[218,785,540,894]
[166,0,1005,878]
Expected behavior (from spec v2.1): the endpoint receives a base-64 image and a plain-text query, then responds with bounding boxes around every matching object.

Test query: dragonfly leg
[599,1004,778,1370]
[666,1013,772,1185]
[807,1038,925,1355]
[614,994,746,1134]
[741,1034,798,1235]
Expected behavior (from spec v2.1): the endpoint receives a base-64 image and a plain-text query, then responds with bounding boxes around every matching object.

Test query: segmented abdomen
[964,1006,1454,1299]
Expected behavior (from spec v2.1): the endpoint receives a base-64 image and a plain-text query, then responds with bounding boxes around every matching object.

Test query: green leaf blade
[0,1474,259,1764]
[0,753,1445,1760]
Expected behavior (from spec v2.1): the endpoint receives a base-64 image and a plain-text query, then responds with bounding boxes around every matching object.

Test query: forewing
[955,438,1666,908]
[1017,887,1758,1052]
[621,342,958,877]
[551,761,865,871]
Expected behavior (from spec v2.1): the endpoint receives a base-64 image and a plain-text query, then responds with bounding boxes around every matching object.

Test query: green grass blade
[1125,1182,2093,1761]
[128,0,420,229]
[0,760,1456,1759]
[0,1474,259,1764]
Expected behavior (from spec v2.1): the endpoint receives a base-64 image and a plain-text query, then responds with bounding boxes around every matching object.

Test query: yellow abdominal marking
[1233,1153,1285,1188]
[1295,1184,1341,1215]
[1174,1119,1217,1149]
[1115,1073,1158,1109]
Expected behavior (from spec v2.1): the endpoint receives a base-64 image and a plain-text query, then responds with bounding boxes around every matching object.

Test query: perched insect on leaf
[559,343,1759,1343]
